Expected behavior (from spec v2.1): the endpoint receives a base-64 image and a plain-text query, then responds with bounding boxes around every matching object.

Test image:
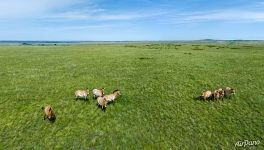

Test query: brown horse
[42,105,56,121]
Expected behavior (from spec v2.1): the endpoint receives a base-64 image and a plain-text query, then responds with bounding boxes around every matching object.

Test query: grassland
[0,43,263,149]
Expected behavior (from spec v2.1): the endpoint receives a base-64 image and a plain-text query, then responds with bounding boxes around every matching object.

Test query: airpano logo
[235,140,260,147]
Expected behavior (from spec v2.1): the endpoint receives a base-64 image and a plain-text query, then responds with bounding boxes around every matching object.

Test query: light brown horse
[104,89,121,103]
[201,90,212,100]
[42,105,56,121]
[75,88,89,100]
[92,88,105,99]
[224,87,236,98]
[97,96,108,110]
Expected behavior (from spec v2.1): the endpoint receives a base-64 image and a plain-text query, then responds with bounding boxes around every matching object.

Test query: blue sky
[0,0,264,40]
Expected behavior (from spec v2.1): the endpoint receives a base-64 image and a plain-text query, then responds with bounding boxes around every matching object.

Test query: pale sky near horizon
[0,0,264,41]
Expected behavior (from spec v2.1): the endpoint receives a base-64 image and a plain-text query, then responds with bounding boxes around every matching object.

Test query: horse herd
[42,86,236,122]
[201,86,235,100]
[42,88,121,122]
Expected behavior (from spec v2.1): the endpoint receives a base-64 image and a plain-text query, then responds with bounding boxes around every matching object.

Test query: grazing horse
[104,89,121,103]
[201,90,212,100]
[97,96,108,110]
[42,105,56,121]
[92,88,105,99]
[75,89,89,100]
[224,87,235,98]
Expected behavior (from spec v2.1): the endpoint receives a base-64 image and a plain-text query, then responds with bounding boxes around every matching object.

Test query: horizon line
[1,39,264,42]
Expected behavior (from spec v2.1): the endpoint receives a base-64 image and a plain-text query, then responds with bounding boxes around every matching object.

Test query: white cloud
[0,0,165,21]
[164,9,264,24]
[6,0,263,24]
[41,25,110,31]
[47,10,166,21]
[194,11,264,21]
[0,0,80,18]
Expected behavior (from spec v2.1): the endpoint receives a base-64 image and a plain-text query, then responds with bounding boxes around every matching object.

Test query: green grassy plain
[0,43,263,149]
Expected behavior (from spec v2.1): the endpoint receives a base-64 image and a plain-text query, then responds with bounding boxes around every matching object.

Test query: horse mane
[112,89,119,93]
